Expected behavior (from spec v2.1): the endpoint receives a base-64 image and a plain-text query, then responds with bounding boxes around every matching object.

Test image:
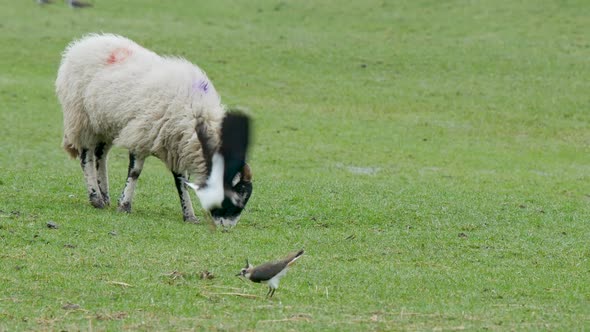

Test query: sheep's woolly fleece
[55,33,224,183]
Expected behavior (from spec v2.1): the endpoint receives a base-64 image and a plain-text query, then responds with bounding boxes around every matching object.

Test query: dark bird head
[236,259,253,277]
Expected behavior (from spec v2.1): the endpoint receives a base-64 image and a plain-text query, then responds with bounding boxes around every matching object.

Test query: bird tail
[287,249,304,266]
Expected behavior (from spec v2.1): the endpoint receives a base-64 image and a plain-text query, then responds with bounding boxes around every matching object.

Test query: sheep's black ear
[220,112,250,188]
[196,121,216,176]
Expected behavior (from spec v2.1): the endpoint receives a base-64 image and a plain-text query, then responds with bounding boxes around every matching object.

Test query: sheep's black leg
[94,142,111,206]
[117,153,144,213]
[173,172,198,223]
[81,147,105,208]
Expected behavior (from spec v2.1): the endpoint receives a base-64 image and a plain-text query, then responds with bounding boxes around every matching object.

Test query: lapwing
[237,249,304,298]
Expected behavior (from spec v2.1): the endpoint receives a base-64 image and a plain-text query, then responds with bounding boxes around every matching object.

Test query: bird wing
[249,261,288,283]
[250,250,304,282]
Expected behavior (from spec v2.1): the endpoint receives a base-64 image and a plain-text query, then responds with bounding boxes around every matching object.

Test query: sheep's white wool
[56,33,224,183]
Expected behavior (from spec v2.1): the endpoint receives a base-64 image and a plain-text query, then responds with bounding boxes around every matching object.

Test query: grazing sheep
[55,33,252,226]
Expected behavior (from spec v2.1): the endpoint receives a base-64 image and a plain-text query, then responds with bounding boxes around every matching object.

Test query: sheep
[55,33,252,227]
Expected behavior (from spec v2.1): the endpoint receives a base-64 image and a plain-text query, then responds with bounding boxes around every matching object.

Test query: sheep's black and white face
[210,175,252,228]
[191,111,253,229]
[186,162,253,229]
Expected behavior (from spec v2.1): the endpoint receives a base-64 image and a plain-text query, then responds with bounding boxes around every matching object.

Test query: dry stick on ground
[163,271,185,280]
[258,315,313,324]
[205,292,260,299]
[204,285,243,291]
[106,281,133,287]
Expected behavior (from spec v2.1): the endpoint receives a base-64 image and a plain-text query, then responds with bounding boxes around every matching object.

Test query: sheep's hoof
[89,195,106,209]
[184,215,199,224]
[102,194,111,206]
[117,202,132,213]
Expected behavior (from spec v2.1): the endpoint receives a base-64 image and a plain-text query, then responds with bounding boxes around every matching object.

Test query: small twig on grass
[163,270,185,280]
[106,281,133,287]
[206,292,260,299]
[259,314,312,324]
[36,317,61,326]
[64,308,90,316]
[94,311,128,321]
[0,297,22,303]
[204,285,242,291]
[254,304,278,309]
[397,311,444,318]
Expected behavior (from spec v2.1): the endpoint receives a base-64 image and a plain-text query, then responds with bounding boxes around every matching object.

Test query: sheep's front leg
[80,148,106,208]
[118,153,144,213]
[173,172,198,223]
[95,142,111,206]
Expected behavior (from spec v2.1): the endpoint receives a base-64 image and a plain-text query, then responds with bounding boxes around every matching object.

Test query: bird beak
[235,273,242,277]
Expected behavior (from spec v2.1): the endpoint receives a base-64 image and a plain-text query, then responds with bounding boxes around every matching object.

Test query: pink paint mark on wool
[192,79,210,93]
[106,48,132,65]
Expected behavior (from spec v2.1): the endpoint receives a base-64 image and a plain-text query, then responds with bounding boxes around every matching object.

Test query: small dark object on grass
[108,231,117,236]
[64,244,76,248]
[68,0,92,8]
[458,232,467,238]
[8,211,21,217]
[62,303,80,310]
[47,221,59,229]
[200,270,215,280]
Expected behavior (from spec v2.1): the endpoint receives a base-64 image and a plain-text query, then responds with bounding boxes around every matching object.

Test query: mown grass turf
[1,0,589,330]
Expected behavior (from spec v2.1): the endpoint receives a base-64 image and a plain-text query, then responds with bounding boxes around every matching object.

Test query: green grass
[1,0,590,330]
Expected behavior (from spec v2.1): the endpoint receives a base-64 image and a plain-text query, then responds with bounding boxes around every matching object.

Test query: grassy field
[1,0,589,330]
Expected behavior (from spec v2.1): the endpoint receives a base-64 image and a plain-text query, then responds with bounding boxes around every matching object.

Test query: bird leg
[266,288,276,298]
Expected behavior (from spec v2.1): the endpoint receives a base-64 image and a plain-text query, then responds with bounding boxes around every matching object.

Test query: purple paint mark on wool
[192,79,209,93]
